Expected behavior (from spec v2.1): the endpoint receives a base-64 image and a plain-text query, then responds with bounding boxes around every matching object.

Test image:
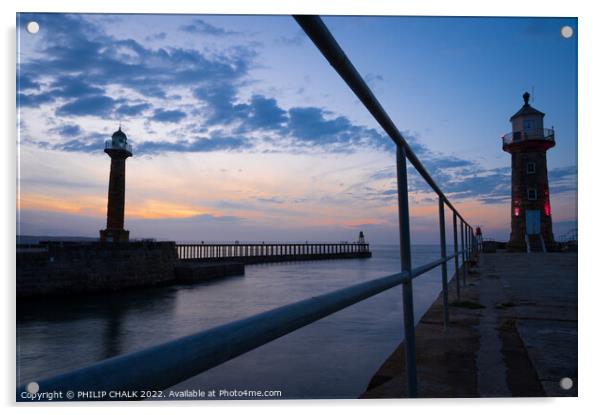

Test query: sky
[16,13,578,244]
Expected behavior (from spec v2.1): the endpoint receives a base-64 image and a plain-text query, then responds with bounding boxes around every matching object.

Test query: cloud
[116,103,151,117]
[19,13,254,108]
[369,168,396,181]
[18,91,56,108]
[193,83,289,131]
[178,19,238,36]
[193,83,249,125]
[425,156,473,170]
[287,107,351,142]
[52,124,82,136]
[50,76,105,99]
[17,74,41,91]
[135,134,251,155]
[365,72,384,88]
[151,108,187,123]
[145,32,167,42]
[275,30,306,46]
[358,131,516,205]
[54,134,106,153]
[256,196,286,204]
[135,213,243,224]
[19,13,396,156]
[48,129,250,155]
[441,167,512,203]
[56,95,116,117]
[18,75,106,109]
[441,164,577,204]
[286,107,390,151]
[548,165,578,194]
[19,7,577,206]
[363,132,577,207]
[245,95,288,130]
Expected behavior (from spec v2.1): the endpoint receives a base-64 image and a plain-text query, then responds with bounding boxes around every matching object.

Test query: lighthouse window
[527,162,536,174]
[528,188,537,200]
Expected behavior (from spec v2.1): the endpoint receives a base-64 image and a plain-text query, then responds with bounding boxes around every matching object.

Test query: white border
[2,1,599,414]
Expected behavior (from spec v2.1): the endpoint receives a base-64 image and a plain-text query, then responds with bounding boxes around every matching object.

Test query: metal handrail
[16,252,467,399]
[294,15,477,396]
[293,16,469,226]
[411,254,456,280]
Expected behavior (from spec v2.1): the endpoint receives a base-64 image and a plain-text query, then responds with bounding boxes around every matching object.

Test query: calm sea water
[17,244,457,399]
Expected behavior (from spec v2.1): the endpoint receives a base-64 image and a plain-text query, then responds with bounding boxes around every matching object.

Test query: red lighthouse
[100,126,133,242]
[502,92,555,252]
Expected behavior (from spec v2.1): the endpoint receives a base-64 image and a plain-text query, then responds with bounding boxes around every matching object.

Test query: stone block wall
[17,241,178,298]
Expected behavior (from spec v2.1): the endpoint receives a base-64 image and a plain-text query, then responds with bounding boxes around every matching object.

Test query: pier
[362,250,577,398]
[176,242,371,263]
[16,241,372,297]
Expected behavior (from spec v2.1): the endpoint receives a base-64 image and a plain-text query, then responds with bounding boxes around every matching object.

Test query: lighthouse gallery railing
[17,16,477,400]
[104,139,132,154]
[501,128,555,146]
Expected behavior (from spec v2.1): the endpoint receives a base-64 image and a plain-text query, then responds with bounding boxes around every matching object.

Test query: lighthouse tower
[502,92,555,252]
[100,126,133,242]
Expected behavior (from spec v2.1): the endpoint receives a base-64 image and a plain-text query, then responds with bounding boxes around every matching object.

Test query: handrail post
[468,227,472,262]
[453,213,460,298]
[461,221,466,286]
[467,227,471,261]
[463,226,466,260]
[464,227,468,261]
[467,228,471,262]
[471,229,475,259]
[470,232,473,256]
[465,227,469,261]
[396,145,417,398]
[468,231,472,258]
[470,228,477,258]
[438,197,449,329]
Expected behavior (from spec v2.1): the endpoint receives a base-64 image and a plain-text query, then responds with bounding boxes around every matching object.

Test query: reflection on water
[17,245,456,399]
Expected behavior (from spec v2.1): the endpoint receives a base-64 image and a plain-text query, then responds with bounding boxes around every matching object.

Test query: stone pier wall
[17,242,178,298]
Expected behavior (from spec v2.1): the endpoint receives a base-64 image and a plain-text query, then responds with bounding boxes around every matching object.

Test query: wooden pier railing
[176,242,371,263]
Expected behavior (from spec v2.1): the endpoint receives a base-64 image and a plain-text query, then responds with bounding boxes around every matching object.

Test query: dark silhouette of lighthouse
[502,92,555,252]
[100,126,132,242]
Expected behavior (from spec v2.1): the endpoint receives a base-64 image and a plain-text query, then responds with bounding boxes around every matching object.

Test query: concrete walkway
[361,251,577,398]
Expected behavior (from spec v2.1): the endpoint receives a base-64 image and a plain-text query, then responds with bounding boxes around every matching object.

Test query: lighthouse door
[526,210,541,235]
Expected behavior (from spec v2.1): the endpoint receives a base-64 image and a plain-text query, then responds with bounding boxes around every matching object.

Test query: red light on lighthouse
[514,207,520,217]
[544,201,551,216]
